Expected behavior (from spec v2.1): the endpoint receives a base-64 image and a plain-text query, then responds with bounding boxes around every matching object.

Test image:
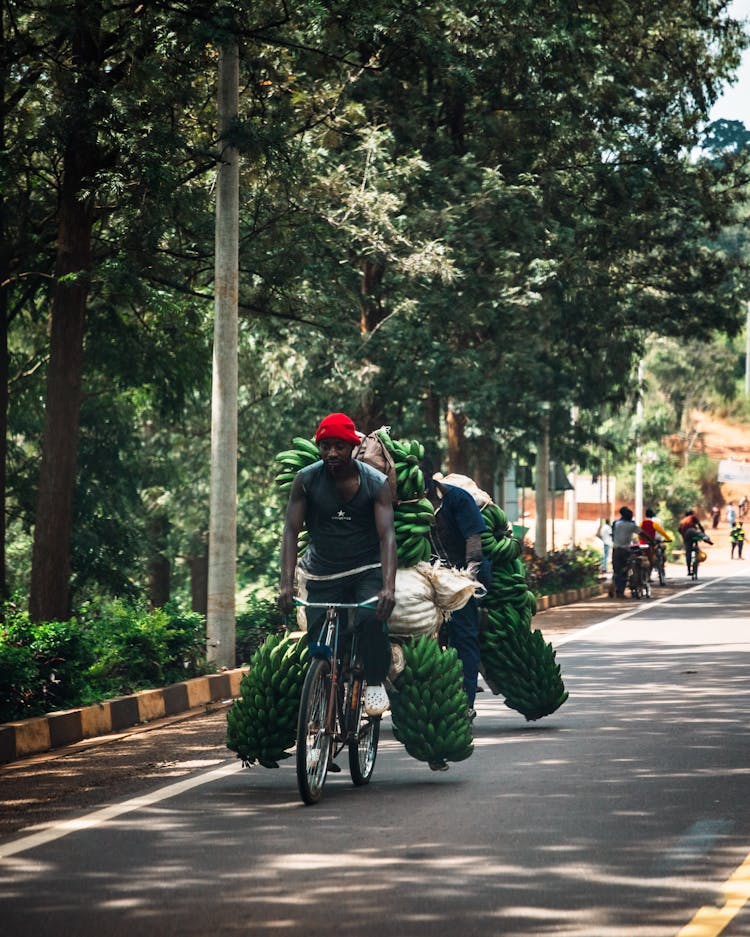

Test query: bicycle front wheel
[348,684,380,786]
[296,658,333,806]
[657,556,666,586]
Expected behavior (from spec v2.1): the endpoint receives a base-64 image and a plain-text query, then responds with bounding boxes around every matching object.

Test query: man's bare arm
[373,484,397,622]
[278,475,307,615]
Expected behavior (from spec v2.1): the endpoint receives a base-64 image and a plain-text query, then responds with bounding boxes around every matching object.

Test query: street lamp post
[535,402,551,556]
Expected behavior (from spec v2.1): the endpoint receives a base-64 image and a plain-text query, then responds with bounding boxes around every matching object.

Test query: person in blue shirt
[421,459,489,728]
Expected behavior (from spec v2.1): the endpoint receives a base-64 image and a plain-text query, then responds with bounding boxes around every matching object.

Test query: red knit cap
[314,412,360,446]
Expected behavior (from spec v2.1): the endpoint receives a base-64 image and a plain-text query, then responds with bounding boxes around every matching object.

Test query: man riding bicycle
[278,412,397,720]
[678,510,711,576]
[639,508,672,576]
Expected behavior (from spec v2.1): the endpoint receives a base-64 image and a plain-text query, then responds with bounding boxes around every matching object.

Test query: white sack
[435,472,493,509]
[387,564,443,637]
[423,561,486,611]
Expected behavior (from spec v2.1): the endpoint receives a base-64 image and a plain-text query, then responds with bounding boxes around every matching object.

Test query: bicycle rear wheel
[348,681,380,786]
[296,658,333,806]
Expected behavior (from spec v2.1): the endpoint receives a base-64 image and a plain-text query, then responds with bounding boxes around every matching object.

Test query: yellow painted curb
[0,667,249,765]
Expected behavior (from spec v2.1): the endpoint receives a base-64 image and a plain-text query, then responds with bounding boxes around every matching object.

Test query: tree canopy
[2,0,749,612]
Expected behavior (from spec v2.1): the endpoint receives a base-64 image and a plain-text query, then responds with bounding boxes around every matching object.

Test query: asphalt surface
[0,575,677,840]
[1,559,748,937]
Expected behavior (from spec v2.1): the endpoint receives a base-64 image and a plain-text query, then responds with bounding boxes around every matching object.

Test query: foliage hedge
[523,546,601,597]
[0,600,208,723]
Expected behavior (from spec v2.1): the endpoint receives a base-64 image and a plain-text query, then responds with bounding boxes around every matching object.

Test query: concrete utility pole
[207,43,239,669]
[634,360,644,523]
[535,402,551,556]
[569,405,579,547]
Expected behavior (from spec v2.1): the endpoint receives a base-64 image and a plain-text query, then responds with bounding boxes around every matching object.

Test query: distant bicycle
[294,597,381,806]
[626,545,651,599]
[652,542,667,586]
[689,542,709,581]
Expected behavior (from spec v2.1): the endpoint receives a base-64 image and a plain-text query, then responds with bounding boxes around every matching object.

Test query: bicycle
[689,540,710,580]
[294,597,381,806]
[652,541,667,586]
[626,545,651,599]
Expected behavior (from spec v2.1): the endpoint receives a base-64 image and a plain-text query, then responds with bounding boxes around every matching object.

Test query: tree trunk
[0,242,7,604]
[29,162,94,622]
[28,6,100,622]
[147,555,171,608]
[0,7,9,602]
[445,403,468,475]
[188,553,209,616]
[354,257,388,433]
[146,514,171,608]
[471,436,496,495]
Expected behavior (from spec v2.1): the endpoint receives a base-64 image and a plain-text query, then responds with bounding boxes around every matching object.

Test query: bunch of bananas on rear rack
[479,503,568,721]
[389,634,474,766]
[376,429,435,566]
[273,437,320,494]
[226,633,308,769]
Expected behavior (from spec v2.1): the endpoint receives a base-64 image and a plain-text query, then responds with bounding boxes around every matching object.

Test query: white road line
[554,576,735,646]
[0,760,243,860]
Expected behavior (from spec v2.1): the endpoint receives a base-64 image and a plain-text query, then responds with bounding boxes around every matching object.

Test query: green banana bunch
[480,503,522,567]
[393,497,434,566]
[484,555,535,615]
[389,634,474,765]
[376,429,433,567]
[477,502,567,720]
[273,437,320,494]
[226,632,308,768]
[479,603,568,721]
[378,430,427,502]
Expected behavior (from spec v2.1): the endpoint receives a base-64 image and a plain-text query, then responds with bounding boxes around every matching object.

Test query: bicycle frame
[294,596,381,804]
[626,545,651,599]
[295,597,377,755]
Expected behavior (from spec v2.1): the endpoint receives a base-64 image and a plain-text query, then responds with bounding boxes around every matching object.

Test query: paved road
[1,563,749,937]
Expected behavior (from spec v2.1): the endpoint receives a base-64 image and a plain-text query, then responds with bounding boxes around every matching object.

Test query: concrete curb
[0,584,599,766]
[534,582,602,612]
[0,668,248,765]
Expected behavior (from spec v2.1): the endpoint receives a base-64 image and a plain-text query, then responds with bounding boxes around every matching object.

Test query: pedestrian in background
[597,518,612,574]
[731,521,745,559]
[711,505,720,529]
[726,502,737,527]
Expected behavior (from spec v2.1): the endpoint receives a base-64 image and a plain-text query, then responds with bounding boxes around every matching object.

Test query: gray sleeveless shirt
[298,460,388,575]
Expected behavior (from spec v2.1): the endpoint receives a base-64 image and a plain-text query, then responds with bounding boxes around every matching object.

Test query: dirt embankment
[691,410,750,505]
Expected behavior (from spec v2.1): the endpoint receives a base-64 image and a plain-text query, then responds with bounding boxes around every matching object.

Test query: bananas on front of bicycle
[226,632,308,769]
[389,635,474,765]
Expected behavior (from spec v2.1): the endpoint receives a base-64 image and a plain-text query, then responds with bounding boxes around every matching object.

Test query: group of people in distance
[599,507,674,598]
[599,496,748,594]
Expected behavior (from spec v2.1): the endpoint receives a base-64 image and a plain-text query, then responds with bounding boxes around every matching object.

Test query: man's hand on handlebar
[376,587,395,622]
[278,585,295,617]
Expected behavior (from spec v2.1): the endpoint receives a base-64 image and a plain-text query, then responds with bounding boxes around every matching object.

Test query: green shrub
[0,641,39,722]
[0,606,95,721]
[81,599,207,697]
[235,595,285,665]
[523,546,601,596]
[0,599,208,722]
[27,618,96,712]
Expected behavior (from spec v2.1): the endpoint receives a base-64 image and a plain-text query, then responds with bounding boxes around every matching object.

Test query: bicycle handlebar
[293,597,379,610]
